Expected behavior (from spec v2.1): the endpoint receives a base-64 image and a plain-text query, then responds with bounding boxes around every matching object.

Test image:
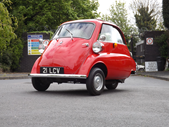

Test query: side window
[100,24,124,44]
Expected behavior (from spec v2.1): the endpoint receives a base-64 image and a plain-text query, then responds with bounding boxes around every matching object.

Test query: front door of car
[52,38,90,74]
[51,22,95,74]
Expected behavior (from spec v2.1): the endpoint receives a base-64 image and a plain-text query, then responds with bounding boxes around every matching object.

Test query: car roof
[62,19,118,27]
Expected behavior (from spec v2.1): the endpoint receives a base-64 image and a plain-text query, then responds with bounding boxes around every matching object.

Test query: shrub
[155,31,169,59]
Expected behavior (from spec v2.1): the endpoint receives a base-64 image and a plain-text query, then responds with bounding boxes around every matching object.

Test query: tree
[163,0,169,29]
[4,0,99,32]
[2,0,99,71]
[71,0,99,20]
[131,0,161,31]
[101,0,138,46]
[102,1,133,35]
[0,2,16,52]
[155,31,169,70]
[0,2,17,71]
[155,32,168,59]
[135,5,157,31]
[162,0,169,62]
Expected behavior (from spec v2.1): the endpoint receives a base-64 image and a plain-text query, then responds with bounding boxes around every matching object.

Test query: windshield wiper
[66,29,73,40]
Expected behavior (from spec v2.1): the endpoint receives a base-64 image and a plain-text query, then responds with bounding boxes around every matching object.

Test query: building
[136,31,166,71]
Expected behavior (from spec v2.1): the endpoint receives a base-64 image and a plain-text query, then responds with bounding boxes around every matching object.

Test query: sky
[97,0,130,15]
[97,0,162,24]
[97,0,162,15]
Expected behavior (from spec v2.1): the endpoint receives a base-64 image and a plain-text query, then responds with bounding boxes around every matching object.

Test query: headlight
[92,41,103,53]
[39,39,43,44]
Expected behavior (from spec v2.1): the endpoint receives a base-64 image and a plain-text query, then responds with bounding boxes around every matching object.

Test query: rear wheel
[32,77,50,91]
[105,80,118,90]
[86,68,105,95]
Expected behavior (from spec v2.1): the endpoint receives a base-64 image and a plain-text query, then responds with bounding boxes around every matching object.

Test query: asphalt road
[0,76,169,127]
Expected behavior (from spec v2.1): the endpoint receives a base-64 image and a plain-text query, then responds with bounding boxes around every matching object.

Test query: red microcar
[29,19,136,95]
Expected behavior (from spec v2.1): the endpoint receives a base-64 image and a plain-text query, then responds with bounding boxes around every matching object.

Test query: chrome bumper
[28,74,87,79]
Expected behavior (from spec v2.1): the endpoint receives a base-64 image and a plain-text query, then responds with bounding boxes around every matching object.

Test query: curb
[0,76,30,80]
[135,73,169,81]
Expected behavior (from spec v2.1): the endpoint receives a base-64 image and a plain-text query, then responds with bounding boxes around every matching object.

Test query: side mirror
[99,35,106,42]
[39,39,45,54]
[39,44,45,54]
[130,52,133,57]
[39,39,44,44]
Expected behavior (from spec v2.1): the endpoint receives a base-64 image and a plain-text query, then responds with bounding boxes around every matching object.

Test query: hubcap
[93,73,103,91]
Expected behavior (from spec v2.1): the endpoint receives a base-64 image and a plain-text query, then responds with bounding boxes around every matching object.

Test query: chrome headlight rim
[92,41,103,54]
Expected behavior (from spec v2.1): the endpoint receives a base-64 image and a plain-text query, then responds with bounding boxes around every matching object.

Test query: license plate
[40,67,64,74]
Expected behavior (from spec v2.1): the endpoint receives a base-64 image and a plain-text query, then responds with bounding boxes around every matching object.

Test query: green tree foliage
[131,0,160,31]
[4,0,99,32]
[0,2,16,53]
[155,31,169,59]
[71,0,99,19]
[135,5,157,31]
[1,0,99,71]
[156,21,166,31]
[102,1,133,35]
[162,0,169,60]
[101,0,138,47]
[0,2,17,71]
[163,0,169,29]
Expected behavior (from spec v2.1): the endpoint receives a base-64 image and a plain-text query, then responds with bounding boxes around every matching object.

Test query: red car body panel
[77,50,135,79]
[38,38,91,74]
[30,19,136,81]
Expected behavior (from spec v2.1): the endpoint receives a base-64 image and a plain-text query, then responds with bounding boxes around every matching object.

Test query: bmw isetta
[29,19,136,95]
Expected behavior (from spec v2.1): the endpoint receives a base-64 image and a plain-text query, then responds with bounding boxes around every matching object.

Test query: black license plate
[40,67,64,74]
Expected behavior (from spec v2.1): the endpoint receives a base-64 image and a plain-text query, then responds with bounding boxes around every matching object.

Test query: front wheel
[86,68,105,96]
[32,77,50,91]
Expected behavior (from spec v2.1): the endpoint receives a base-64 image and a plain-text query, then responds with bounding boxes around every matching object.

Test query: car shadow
[104,89,128,95]
[27,88,128,97]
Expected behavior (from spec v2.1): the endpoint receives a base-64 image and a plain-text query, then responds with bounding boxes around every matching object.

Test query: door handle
[82,43,89,47]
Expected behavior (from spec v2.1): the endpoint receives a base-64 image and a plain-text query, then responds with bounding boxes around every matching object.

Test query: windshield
[53,22,95,40]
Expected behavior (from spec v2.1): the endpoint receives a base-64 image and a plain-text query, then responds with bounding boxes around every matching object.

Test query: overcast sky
[97,0,163,24]
[97,0,162,15]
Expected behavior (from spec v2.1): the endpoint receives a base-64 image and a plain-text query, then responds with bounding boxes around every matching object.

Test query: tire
[32,77,50,91]
[86,68,105,95]
[105,80,118,90]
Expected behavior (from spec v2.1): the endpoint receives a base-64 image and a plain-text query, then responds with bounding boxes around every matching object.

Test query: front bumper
[28,74,87,79]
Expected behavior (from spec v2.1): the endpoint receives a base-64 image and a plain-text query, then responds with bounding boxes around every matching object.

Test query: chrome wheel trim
[93,73,103,91]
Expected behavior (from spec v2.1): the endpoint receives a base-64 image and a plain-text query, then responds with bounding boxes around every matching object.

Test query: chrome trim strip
[28,74,87,79]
